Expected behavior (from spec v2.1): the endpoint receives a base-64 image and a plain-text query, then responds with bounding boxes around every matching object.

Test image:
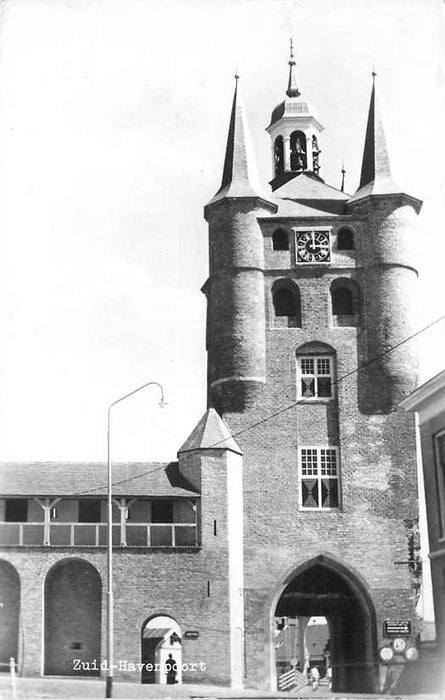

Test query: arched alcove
[0,560,20,671]
[44,559,102,676]
[272,228,289,251]
[272,279,301,328]
[337,227,354,251]
[330,278,361,327]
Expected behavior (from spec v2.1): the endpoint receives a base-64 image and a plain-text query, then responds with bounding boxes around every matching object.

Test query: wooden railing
[278,667,307,691]
[0,521,198,548]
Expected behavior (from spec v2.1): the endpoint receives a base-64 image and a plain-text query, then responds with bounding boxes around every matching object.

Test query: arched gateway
[273,556,379,693]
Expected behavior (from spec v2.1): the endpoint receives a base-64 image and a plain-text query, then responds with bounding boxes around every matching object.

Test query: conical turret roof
[207,76,269,206]
[349,73,421,210]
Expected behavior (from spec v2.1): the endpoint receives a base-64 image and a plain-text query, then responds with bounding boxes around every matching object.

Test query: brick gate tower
[204,49,422,693]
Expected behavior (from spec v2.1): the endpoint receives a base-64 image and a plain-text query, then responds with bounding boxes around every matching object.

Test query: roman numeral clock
[296,229,330,263]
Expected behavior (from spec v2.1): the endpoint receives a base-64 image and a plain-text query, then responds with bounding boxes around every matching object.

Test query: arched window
[272,228,289,251]
[337,228,354,251]
[274,136,284,175]
[272,280,301,328]
[330,279,361,326]
[296,341,336,399]
[290,131,307,171]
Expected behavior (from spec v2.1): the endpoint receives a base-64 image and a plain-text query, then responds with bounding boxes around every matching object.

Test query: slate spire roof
[178,408,242,455]
[356,73,394,193]
[207,75,268,206]
[349,73,420,209]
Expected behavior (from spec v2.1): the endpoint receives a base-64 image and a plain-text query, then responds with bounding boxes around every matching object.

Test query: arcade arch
[44,558,102,676]
[0,560,20,672]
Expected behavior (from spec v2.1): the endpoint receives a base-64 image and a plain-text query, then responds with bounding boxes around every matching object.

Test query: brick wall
[0,546,233,685]
[216,198,420,689]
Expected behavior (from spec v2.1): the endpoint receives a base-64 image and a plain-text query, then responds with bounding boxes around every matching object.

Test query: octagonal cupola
[266,40,324,190]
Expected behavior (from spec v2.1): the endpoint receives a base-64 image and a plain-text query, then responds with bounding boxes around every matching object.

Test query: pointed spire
[349,72,422,210]
[341,159,346,192]
[286,38,300,98]
[357,70,393,189]
[207,74,266,205]
[349,72,407,204]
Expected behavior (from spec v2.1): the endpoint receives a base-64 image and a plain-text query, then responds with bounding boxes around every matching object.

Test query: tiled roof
[272,173,350,216]
[274,173,350,201]
[272,198,342,217]
[0,462,199,497]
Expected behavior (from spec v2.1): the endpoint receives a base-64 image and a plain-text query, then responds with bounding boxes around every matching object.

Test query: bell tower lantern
[266,40,324,190]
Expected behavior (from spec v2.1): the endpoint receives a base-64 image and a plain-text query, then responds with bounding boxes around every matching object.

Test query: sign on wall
[383,619,411,637]
[184,630,200,639]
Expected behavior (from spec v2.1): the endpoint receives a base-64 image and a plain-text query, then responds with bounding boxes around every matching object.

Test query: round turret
[204,77,277,414]
[349,74,422,413]
[357,198,420,412]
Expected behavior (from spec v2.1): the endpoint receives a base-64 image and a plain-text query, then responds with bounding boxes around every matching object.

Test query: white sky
[0,0,443,620]
[1,0,443,464]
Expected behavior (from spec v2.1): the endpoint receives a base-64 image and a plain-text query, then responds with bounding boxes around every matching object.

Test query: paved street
[0,676,440,700]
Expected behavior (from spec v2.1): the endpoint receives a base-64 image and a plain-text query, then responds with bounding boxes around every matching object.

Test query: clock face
[296,230,330,263]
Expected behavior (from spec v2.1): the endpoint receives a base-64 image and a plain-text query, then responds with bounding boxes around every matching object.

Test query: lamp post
[106,381,166,698]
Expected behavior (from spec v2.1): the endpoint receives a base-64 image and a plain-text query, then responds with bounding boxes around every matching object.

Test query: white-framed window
[435,430,445,537]
[298,355,334,398]
[299,447,340,510]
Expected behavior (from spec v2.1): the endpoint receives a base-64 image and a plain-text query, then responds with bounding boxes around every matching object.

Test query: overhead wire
[64,312,445,497]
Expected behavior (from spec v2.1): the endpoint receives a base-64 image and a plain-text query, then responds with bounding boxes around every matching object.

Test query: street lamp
[106,381,166,699]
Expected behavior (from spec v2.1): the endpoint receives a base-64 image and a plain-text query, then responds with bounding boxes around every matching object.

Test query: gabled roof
[272,173,350,216]
[0,462,199,497]
[178,408,242,455]
[400,369,445,424]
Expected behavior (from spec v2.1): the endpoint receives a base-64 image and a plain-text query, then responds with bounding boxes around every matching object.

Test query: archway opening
[290,131,307,170]
[274,136,284,176]
[141,615,182,685]
[44,559,101,676]
[0,561,20,672]
[274,561,377,693]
